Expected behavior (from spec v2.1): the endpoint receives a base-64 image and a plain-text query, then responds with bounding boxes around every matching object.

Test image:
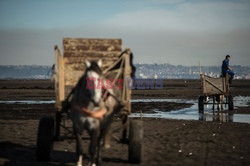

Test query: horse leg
[221,95,224,110]
[217,95,224,110]
[103,117,113,148]
[89,129,98,166]
[74,127,84,166]
[97,136,102,166]
[103,129,111,148]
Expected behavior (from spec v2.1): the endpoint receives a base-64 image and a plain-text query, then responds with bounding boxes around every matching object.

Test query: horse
[70,59,120,166]
[216,94,224,110]
[204,95,224,110]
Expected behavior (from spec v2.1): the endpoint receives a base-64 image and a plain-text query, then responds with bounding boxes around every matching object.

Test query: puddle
[0,100,55,104]
[232,96,250,107]
[132,98,191,103]
[130,96,250,124]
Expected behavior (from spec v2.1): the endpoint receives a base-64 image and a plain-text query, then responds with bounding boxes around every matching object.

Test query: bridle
[73,72,121,117]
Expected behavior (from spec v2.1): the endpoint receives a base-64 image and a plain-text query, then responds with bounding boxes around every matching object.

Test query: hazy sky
[0,0,250,66]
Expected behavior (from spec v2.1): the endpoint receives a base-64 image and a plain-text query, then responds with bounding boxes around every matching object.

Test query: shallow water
[131,98,190,103]
[0,96,250,123]
[130,96,250,124]
[0,100,55,104]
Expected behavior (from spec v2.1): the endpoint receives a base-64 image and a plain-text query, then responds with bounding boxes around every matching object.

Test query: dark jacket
[221,59,229,75]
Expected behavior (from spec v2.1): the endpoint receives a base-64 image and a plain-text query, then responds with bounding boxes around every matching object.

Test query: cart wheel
[228,95,234,110]
[36,116,54,161]
[198,96,204,113]
[128,120,143,163]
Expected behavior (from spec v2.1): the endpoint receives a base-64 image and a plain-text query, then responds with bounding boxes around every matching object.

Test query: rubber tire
[228,95,234,110]
[128,120,143,163]
[36,117,54,161]
[198,96,204,113]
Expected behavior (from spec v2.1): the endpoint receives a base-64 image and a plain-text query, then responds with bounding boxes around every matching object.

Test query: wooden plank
[64,57,119,69]
[58,56,65,103]
[123,49,132,113]
[64,51,121,58]
[203,76,226,95]
[54,46,60,108]
[63,38,122,46]
[64,44,122,53]
[64,70,83,86]
[202,74,206,94]
[226,74,230,95]
[64,57,119,64]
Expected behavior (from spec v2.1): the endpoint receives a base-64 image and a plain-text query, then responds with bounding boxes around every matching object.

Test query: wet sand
[1,118,250,166]
[0,79,250,166]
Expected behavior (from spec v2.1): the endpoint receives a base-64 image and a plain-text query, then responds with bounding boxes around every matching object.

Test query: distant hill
[0,65,52,79]
[135,64,250,79]
[0,64,249,79]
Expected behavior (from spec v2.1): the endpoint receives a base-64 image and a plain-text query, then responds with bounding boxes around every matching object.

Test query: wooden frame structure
[200,73,230,96]
[198,73,234,113]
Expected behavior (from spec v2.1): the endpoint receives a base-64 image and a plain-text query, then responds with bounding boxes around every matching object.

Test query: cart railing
[54,46,65,109]
[103,48,133,114]
[200,73,230,96]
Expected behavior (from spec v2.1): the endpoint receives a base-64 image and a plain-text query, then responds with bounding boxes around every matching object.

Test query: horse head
[84,59,103,107]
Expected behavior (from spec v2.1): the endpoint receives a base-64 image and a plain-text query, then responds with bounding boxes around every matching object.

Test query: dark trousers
[223,70,235,84]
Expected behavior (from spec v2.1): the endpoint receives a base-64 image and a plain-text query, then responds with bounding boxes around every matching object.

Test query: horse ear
[85,59,91,68]
[97,59,102,67]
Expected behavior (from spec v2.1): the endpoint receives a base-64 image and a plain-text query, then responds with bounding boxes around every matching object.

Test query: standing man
[222,55,235,84]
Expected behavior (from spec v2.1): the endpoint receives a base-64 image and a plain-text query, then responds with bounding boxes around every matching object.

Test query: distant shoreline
[1,64,250,79]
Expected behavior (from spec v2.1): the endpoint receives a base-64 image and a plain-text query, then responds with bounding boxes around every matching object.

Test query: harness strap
[73,103,107,119]
[102,88,111,101]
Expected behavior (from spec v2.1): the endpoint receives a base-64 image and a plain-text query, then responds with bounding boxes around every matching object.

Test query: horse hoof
[77,162,82,166]
[76,155,83,166]
[88,163,96,166]
[104,144,110,149]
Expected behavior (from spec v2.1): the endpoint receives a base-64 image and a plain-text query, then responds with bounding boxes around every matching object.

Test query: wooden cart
[198,73,234,113]
[36,38,143,163]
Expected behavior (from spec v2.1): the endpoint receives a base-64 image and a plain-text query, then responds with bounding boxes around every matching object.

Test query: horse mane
[129,52,136,78]
[109,51,136,78]
[73,74,90,107]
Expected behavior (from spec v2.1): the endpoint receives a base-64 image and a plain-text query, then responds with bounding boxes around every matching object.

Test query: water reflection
[199,111,234,122]
[0,97,250,123]
[130,96,250,124]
